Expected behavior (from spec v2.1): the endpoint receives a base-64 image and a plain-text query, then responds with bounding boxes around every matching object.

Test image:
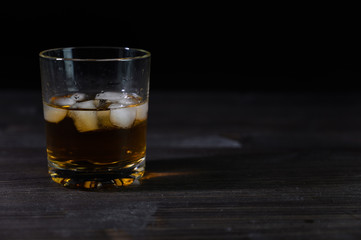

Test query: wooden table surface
[2,89,361,239]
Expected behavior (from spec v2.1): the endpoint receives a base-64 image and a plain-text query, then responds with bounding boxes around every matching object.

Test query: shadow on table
[137,151,361,191]
[139,154,243,191]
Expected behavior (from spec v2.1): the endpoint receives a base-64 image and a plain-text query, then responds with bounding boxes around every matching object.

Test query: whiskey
[43,92,148,188]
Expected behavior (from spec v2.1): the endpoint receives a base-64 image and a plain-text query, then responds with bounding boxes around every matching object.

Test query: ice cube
[93,99,111,110]
[68,101,98,132]
[107,103,125,109]
[95,91,127,101]
[109,105,137,129]
[52,97,76,107]
[70,100,97,109]
[116,96,139,107]
[70,93,87,102]
[43,103,67,123]
[95,91,140,106]
[97,110,113,128]
[135,102,148,121]
[68,109,98,132]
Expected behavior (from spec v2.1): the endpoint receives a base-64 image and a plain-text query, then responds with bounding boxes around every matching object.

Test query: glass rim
[39,46,151,62]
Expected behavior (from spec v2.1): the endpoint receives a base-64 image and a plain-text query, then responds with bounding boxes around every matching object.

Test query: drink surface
[43,92,148,172]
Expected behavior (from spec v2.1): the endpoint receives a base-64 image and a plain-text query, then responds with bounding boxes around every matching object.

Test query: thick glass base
[48,158,145,190]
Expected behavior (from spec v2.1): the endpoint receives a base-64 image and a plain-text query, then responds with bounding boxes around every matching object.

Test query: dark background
[0,3,359,92]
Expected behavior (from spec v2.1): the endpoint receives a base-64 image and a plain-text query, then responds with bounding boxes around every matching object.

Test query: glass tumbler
[39,47,151,189]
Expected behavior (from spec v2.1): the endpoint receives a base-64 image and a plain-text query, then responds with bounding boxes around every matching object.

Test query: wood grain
[1,90,361,239]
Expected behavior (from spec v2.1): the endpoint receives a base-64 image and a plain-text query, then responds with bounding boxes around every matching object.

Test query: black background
[0,3,359,92]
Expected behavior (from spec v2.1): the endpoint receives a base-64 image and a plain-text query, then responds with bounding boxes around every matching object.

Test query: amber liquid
[46,116,147,171]
[43,93,148,189]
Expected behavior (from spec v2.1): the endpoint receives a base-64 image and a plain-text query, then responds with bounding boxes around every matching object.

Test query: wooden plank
[2,90,361,239]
